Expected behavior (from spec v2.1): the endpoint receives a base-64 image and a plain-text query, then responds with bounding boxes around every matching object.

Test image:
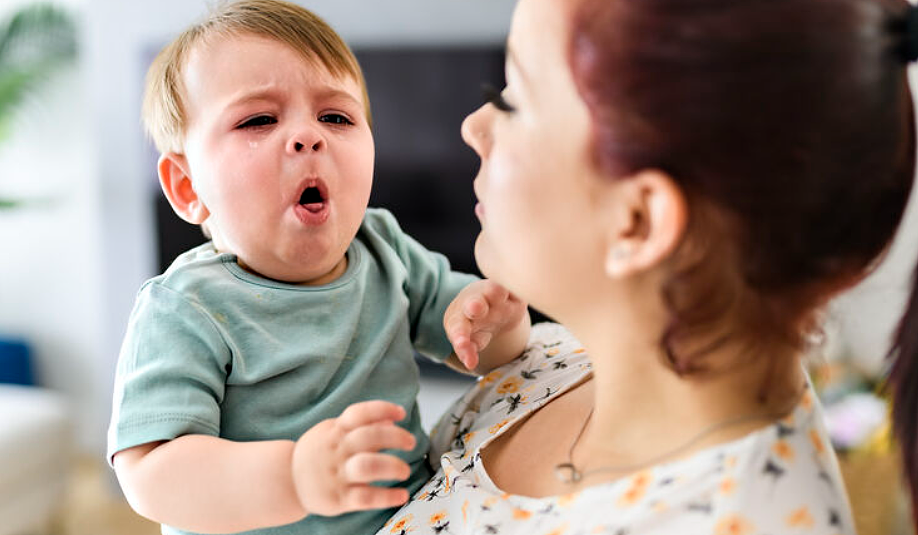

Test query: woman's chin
[474,240,520,298]
[473,237,496,279]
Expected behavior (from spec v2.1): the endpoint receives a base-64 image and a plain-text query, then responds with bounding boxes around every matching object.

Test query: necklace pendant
[554,462,582,484]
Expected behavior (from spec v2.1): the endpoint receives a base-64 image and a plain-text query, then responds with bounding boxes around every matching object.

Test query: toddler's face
[179,33,374,284]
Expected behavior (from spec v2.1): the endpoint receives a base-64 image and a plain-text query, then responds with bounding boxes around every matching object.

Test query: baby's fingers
[337,400,406,433]
[457,345,479,371]
[446,317,479,369]
[341,423,416,456]
[463,295,489,320]
[470,330,492,354]
[446,313,473,344]
[449,330,479,370]
[476,280,510,308]
[343,452,412,484]
[343,485,410,511]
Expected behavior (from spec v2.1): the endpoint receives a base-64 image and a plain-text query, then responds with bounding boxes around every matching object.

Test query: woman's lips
[475,202,485,220]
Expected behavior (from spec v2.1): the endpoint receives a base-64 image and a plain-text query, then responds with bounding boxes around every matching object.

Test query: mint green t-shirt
[107,208,478,535]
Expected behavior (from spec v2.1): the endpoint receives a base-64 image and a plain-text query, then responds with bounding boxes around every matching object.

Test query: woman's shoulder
[702,386,855,534]
[478,322,591,404]
[428,323,591,455]
[568,385,856,535]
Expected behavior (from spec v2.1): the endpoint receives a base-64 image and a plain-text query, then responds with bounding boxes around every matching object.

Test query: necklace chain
[554,392,804,484]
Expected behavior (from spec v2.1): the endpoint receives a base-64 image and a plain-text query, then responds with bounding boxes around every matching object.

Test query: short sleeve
[107,281,231,463]
[368,208,479,362]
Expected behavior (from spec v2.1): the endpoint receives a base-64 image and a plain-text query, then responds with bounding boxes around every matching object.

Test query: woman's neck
[562,312,805,479]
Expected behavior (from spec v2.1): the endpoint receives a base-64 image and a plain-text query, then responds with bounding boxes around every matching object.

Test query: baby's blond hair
[142,0,370,154]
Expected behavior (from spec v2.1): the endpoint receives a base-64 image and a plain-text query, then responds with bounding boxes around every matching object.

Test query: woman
[377,0,916,533]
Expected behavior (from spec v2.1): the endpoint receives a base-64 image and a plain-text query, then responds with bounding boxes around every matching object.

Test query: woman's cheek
[488,149,536,211]
[478,158,543,285]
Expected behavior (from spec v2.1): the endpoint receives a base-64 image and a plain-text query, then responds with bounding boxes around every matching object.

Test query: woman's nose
[287,125,324,154]
[461,105,491,159]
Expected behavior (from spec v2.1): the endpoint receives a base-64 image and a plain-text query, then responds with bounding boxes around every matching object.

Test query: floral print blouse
[376,323,856,535]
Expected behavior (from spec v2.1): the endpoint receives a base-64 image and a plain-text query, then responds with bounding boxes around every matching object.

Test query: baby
[106,2,530,534]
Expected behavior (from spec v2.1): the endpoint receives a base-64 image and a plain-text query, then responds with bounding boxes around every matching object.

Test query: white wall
[0,0,104,455]
[823,70,918,375]
[829,140,918,372]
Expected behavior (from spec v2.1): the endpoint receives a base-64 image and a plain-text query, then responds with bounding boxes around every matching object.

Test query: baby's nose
[288,130,324,153]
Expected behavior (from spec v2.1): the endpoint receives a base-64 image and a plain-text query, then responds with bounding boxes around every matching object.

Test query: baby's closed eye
[237,115,277,129]
[319,113,353,125]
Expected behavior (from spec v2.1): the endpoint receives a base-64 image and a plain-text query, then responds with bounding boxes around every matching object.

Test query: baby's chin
[236,254,348,286]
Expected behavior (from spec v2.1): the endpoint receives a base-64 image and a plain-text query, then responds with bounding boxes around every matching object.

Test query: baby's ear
[158,152,209,225]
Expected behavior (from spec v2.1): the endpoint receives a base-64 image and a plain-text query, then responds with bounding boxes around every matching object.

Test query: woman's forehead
[508,0,574,74]
[506,0,579,102]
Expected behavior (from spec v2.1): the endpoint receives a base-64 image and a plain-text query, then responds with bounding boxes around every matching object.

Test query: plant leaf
[0,3,77,132]
[0,4,76,67]
[0,198,21,210]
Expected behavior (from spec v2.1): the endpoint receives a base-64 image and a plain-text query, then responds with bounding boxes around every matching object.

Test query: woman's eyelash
[481,83,515,112]
[237,115,277,129]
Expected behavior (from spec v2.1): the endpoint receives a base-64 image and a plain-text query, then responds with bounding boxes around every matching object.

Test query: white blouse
[377,323,856,535]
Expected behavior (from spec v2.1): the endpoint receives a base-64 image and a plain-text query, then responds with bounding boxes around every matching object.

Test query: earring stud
[610,246,630,261]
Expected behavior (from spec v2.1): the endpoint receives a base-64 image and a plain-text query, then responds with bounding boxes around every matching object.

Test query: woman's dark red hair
[566,0,918,522]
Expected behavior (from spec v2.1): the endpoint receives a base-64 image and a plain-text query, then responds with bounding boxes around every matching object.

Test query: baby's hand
[291,400,415,517]
[445,279,527,370]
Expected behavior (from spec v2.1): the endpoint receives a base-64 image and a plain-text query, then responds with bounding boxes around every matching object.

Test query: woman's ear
[158,152,209,225]
[599,169,688,279]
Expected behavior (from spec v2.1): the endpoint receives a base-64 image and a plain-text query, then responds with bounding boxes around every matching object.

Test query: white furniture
[0,385,71,535]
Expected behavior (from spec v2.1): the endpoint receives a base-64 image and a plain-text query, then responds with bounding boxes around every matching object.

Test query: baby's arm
[443,280,531,375]
[113,401,414,533]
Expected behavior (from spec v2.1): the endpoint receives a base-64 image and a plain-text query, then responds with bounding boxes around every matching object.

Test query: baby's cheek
[343,150,374,205]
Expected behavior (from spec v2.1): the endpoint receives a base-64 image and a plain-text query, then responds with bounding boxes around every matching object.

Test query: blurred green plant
[0,3,77,208]
[0,3,77,140]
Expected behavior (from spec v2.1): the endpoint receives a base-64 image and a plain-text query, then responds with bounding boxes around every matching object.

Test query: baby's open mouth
[299,186,325,213]
[297,179,328,214]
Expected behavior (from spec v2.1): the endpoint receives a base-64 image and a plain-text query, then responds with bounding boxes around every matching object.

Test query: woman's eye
[238,115,277,129]
[481,83,515,113]
[319,113,353,126]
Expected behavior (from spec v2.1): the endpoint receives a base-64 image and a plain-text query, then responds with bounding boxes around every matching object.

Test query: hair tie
[904,5,918,63]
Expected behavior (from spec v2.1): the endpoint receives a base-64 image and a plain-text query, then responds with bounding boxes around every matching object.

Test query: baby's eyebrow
[224,87,283,109]
[312,87,363,108]
[224,86,362,110]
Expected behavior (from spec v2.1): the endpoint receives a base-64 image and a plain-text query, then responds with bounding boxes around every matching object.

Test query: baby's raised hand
[291,400,415,517]
[445,279,528,371]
